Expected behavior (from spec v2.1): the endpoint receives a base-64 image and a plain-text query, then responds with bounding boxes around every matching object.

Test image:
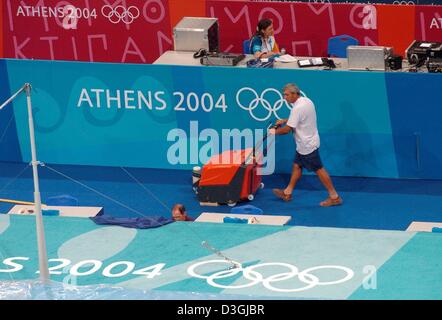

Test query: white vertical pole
[24,83,50,283]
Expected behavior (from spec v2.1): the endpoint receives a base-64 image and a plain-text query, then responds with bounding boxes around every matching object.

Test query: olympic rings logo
[236,87,294,122]
[392,1,415,4]
[101,5,140,25]
[187,260,354,292]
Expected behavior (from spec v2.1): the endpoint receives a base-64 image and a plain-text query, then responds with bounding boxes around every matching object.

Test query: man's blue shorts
[294,148,323,172]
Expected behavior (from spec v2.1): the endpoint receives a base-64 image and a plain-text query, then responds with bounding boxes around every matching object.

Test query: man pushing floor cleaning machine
[194,123,278,207]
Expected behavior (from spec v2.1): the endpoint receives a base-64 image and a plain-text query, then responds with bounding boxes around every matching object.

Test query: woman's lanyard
[262,37,273,53]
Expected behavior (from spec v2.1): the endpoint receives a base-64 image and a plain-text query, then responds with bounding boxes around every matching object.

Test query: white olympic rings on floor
[187,259,354,292]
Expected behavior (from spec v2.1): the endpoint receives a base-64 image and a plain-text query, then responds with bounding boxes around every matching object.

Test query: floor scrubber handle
[245,122,280,165]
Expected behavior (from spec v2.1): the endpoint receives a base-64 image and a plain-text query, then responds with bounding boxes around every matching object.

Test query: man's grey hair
[283,83,300,95]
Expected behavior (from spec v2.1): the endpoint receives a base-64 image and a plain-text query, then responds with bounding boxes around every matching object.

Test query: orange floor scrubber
[196,148,264,206]
[195,124,277,206]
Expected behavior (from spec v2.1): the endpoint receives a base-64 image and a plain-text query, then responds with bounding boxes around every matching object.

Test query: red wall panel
[377,4,416,57]
[168,0,206,33]
[415,5,442,43]
[2,0,173,63]
[0,0,3,57]
[207,1,379,57]
[1,0,441,63]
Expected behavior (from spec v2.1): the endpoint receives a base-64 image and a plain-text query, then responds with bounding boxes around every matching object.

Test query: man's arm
[274,125,293,135]
[254,51,277,59]
[269,119,293,135]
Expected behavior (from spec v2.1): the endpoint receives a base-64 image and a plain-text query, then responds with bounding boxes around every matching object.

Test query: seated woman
[172,204,194,221]
[249,18,280,59]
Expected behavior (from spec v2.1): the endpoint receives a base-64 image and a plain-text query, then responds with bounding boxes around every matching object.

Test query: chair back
[328,35,359,58]
[243,39,251,54]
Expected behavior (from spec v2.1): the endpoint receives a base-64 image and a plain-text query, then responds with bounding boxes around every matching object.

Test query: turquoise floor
[1,215,441,299]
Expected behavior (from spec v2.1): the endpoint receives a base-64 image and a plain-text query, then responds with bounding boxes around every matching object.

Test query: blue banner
[0,60,22,162]
[0,58,441,179]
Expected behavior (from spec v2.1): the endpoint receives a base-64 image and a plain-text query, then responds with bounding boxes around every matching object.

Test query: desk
[196,212,291,226]
[8,205,103,218]
[154,50,349,70]
[154,50,415,72]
